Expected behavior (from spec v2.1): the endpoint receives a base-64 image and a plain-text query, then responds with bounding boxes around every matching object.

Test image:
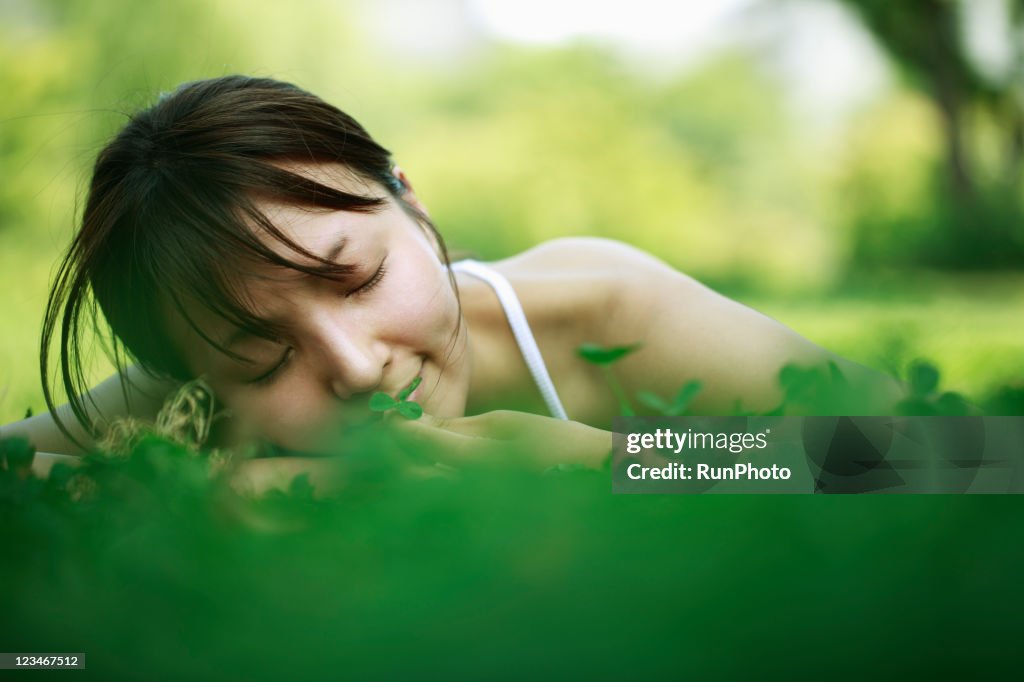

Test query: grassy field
[740,273,1024,404]
[3,413,1022,679]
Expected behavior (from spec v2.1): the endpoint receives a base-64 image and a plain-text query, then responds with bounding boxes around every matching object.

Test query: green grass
[2,410,1022,679]
[739,275,1024,401]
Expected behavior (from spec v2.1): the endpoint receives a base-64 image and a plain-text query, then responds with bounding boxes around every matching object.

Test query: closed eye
[347,257,388,298]
[247,347,294,386]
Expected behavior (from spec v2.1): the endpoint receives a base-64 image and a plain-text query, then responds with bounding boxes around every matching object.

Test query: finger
[398,410,531,440]
[389,410,490,438]
[446,410,566,441]
[387,417,515,469]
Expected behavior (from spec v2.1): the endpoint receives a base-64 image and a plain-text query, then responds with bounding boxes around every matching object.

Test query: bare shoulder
[500,237,676,279]
[495,237,708,331]
[502,238,824,408]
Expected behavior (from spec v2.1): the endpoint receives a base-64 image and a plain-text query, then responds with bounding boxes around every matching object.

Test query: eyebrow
[321,235,348,263]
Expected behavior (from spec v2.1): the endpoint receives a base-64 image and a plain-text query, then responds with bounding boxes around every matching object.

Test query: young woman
[1,75,900,491]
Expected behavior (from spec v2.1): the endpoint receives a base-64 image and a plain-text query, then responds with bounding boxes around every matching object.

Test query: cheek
[383,252,460,349]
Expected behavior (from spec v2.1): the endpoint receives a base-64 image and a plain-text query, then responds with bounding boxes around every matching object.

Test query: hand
[388,410,613,472]
[226,447,448,498]
[228,410,612,498]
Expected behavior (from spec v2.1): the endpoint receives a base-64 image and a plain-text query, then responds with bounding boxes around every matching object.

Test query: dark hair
[41,75,453,447]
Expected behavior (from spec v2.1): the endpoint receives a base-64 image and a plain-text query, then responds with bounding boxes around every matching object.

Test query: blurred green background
[1,0,1022,422]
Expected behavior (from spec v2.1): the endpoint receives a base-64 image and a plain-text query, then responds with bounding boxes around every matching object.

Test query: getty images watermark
[612,416,1024,494]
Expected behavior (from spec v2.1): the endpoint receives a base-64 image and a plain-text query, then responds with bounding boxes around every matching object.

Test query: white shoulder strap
[450,260,569,420]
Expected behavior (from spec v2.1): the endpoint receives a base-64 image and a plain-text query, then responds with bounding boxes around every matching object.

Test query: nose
[313,321,389,401]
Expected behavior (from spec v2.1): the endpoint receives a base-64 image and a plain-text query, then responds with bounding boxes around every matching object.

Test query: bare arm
[637,277,904,413]
[29,451,82,478]
[1,364,179,456]
[584,240,906,413]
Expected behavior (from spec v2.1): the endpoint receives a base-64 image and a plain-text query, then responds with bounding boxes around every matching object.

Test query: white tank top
[450,259,569,421]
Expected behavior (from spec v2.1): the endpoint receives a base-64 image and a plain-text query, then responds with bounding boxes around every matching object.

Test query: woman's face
[168,164,471,452]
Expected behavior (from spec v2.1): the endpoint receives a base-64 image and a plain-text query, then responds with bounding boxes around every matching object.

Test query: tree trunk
[1006,107,1023,198]
[934,84,974,203]
[925,1,975,206]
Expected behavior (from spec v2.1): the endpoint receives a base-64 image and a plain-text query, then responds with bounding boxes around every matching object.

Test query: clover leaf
[396,401,423,420]
[397,376,422,401]
[908,360,940,397]
[576,343,641,366]
[637,380,703,416]
[576,342,643,416]
[368,377,423,420]
[369,393,398,412]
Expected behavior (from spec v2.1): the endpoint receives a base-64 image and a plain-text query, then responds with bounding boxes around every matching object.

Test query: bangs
[93,161,391,374]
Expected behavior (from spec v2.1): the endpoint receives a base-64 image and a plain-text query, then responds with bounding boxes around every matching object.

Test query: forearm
[2,408,92,456]
[29,451,82,479]
[21,448,342,499]
[1,365,180,457]
[25,450,349,498]
[831,355,907,414]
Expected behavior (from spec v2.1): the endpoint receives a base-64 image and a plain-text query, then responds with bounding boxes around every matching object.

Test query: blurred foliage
[0,0,1022,420]
[402,47,833,285]
[2,363,1023,679]
[824,0,1024,267]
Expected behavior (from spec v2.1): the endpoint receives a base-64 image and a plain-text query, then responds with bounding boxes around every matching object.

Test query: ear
[392,166,429,216]
[392,165,444,260]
